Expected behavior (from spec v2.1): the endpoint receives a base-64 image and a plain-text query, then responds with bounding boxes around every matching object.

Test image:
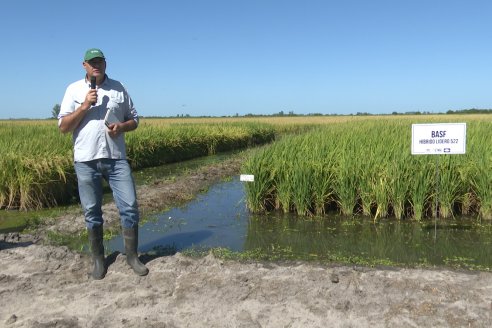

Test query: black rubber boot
[87,225,106,280]
[123,226,149,276]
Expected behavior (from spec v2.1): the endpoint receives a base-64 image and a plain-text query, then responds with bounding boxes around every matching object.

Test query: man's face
[83,57,106,79]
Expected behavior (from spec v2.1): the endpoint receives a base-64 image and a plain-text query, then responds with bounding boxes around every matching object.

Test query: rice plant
[243,115,492,220]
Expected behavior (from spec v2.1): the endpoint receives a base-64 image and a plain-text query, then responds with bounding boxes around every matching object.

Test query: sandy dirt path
[1,241,491,327]
[1,157,492,327]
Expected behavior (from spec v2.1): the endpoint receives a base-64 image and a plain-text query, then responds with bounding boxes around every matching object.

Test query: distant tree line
[41,105,492,120]
[446,108,492,114]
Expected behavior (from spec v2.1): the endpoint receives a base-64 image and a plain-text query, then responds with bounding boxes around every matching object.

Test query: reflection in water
[107,178,492,268]
[107,177,249,253]
[245,215,492,267]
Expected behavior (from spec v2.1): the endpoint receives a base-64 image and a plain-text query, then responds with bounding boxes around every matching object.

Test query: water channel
[2,154,492,269]
[111,173,492,269]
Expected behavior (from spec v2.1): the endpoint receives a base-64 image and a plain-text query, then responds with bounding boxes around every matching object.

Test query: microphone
[90,76,96,105]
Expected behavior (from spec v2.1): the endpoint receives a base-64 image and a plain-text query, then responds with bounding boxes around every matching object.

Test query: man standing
[58,48,148,279]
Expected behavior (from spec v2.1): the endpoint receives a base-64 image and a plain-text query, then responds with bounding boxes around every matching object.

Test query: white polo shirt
[59,75,139,162]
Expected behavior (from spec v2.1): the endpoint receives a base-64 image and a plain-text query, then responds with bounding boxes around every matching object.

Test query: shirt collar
[85,74,109,87]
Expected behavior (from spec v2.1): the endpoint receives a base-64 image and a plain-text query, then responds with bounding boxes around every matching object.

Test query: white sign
[240,174,255,182]
[411,123,466,155]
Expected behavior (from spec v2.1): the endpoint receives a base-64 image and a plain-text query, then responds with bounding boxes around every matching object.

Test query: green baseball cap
[84,48,105,61]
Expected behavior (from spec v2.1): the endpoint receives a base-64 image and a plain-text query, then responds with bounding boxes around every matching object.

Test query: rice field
[2,114,491,219]
[242,115,492,220]
[0,118,278,210]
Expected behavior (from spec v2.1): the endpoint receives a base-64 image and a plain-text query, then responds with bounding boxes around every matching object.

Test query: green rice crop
[242,115,492,220]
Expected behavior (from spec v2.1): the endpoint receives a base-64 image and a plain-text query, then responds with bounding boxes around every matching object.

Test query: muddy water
[107,177,492,268]
[108,177,249,253]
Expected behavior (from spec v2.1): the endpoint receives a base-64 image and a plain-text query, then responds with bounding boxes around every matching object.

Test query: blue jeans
[74,159,139,229]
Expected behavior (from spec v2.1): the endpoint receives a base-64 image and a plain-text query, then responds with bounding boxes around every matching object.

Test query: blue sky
[1,0,491,119]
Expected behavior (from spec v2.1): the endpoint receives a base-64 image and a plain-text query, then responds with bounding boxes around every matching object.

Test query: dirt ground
[1,157,492,327]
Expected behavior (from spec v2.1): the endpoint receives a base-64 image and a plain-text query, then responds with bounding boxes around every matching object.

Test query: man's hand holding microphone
[80,76,97,111]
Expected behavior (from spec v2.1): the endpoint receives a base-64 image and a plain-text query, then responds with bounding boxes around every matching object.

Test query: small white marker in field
[240,174,254,182]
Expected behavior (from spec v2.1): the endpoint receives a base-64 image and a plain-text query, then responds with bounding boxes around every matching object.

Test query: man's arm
[58,88,97,133]
[58,104,90,133]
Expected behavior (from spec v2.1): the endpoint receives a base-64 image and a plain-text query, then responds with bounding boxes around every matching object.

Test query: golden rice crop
[0,119,277,210]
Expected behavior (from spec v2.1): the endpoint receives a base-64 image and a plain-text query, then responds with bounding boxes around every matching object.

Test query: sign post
[411,123,467,239]
[411,123,467,155]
